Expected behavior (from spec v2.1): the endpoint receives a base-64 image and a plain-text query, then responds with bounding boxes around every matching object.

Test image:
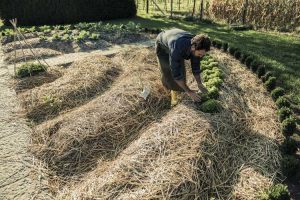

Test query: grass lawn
[109,13,300,106]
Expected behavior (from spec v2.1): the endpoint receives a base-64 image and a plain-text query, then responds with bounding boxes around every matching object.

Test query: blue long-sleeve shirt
[156,28,201,80]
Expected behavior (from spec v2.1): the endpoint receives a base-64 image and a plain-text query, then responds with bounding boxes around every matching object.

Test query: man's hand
[187,91,202,102]
[198,83,208,93]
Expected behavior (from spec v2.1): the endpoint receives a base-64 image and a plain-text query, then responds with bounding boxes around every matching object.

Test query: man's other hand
[187,91,202,102]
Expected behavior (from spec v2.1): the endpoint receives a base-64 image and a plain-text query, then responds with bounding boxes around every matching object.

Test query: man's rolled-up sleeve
[191,56,201,75]
[169,49,184,80]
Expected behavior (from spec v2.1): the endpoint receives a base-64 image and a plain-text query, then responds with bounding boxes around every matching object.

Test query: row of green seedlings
[15,62,47,78]
[197,54,223,113]
[0,21,142,43]
[212,39,298,200]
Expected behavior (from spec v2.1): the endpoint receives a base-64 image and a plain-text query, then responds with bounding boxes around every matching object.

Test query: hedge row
[0,0,137,26]
[212,40,298,199]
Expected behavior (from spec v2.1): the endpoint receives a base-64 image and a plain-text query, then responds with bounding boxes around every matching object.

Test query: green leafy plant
[281,155,300,178]
[215,40,222,49]
[245,56,254,68]
[222,42,228,51]
[277,107,292,122]
[264,76,277,91]
[280,137,298,155]
[16,63,47,78]
[282,116,297,136]
[257,66,266,78]
[240,53,250,64]
[250,60,261,72]
[228,46,238,55]
[204,77,223,89]
[260,184,290,200]
[208,86,220,99]
[271,87,285,100]
[199,99,222,113]
[234,51,241,59]
[276,97,291,108]
[262,72,273,82]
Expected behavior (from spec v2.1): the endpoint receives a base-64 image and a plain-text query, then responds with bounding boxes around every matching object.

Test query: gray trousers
[155,42,186,92]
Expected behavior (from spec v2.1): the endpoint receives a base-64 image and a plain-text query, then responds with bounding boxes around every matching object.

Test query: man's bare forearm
[174,79,192,93]
[193,74,202,86]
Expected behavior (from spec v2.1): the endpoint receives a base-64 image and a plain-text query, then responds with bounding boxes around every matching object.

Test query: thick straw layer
[20,55,121,123]
[56,49,282,199]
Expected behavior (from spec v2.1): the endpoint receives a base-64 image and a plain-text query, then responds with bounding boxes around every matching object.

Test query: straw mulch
[4,48,62,64]
[30,48,170,178]
[19,55,121,123]
[13,66,64,93]
[55,49,283,200]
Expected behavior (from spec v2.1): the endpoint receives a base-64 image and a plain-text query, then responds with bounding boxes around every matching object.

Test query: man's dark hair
[191,34,211,51]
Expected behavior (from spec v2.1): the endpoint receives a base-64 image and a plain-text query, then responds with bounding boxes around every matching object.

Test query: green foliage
[264,76,277,91]
[281,116,297,136]
[240,53,249,64]
[204,77,223,89]
[262,72,273,83]
[277,107,292,122]
[276,97,291,108]
[280,137,298,155]
[215,40,222,49]
[260,184,290,200]
[16,63,47,78]
[199,99,222,113]
[201,62,218,71]
[281,155,300,178]
[228,46,238,55]
[250,60,260,72]
[245,56,254,68]
[271,87,285,100]
[0,0,137,26]
[208,86,220,99]
[222,42,228,51]
[257,66,266,78]
[234,51,241,59]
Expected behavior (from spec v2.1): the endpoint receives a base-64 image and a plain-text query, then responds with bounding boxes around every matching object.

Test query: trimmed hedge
[0,0,137,25]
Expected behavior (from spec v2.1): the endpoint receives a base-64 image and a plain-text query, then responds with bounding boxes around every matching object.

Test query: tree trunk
[200,0,204,20]
[242,0,249,24]
[146,0,149,13]
[170,0,173,17]
[192,0,196,17]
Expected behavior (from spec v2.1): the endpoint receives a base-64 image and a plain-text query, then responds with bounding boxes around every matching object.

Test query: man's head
[191,34,211,58]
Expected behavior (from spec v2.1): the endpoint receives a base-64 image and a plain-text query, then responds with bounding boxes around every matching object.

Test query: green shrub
[282,116,297,136]
[0,0,137,26]
[212,40,217,47]
[202,70,222,82]
[276,97,291,108]
[250,60,260,72]
[257,66,266,78]
[262,72,273,83]
[245,56,254,68]
[16,63,47,78]
[222,42,228,51]
[281,155,300,178]
[215,40,222,49]
[260,184,290,200]
[208,86,219,99]
[202,62,218,71]
[199,99,222,113]
[280,137,298,155]
[234,51,241,59]
[240,54,249,64]
[228,47,238,55]
[277,107,292,122]
[204,77,223,89]
[264,76,276,91]
[271,87,285,100]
